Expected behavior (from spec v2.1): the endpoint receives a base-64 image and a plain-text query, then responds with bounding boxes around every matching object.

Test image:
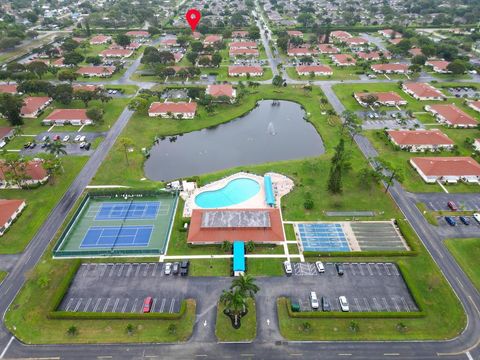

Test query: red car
[143,297,153,313]
[53,135,60,141]
[447,201,458,211]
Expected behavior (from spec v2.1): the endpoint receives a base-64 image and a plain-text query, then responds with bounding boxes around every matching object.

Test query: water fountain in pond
[267,121,276,136]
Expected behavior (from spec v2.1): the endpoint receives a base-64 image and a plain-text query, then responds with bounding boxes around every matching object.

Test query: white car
[74,135,81,142]
[284,261,292,275]
[473,213,480,224]
[164,262,172,275]
[315,261,325,273]
[339,296,349,312]
[62,135,70,142]
[79,135,86,142]
[310,291,319,309]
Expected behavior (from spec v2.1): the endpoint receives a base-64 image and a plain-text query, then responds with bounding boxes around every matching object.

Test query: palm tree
[119,137,134,166]
[47,140,67,157]
[230,274,259,299]
[12,125,23,137]
[220,288,247,327]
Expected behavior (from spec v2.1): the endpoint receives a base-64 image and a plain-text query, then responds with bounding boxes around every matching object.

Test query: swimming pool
[195,178,261,208]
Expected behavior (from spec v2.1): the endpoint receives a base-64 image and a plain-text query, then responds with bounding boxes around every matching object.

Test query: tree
[272,75,284,87]
[116,33,131,48]
[86,107,104,125]
[211,53,222,67]
[61,38,79,52]
[26,61,49,79]
[220,288,247,327]
[221,240,232,253]
[230,274,259,299]
[245,240,255,253]
[128,96,149,114]
[47,141,67,157]
[1,154,27,188]
[186,51,198,65]
[411,54,427,66]
[447,60,466,75]
[248,25,260,40]
[63,52,84,66]
[327,139,350,194]
[167,324,177,335]
[297,13,314,27]
[126,324,135,335]
[119,137,134,166]
[58,69,78,83]
[67,325,78,336]
[40,153,63,181]
[18,79,52,94]
[0,94,24,126]
[86,56,102,65]
[50,83,73,104]
[190,41,203,53]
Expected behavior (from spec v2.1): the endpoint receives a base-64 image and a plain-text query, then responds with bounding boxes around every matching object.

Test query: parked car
[29,142,36,149]
[180,260,189,276]
[74,135,81,142]
[143,297,153,313]
[164,262,172,275]
[53,135,60,141]
[172,262,180,275]
[335,263,344,276]
[79,142,86,149]
[474,213,480,224]
[79,136,86,142]
[321,296,331,312]
[84,142,91,150]
[459,216,470,225]
[447,201,458,211]
[315,261,325,273]
[445,216,456,226]
[284,261,292,275]
[23,142,31,148]
[62,135,70,142]
[339,296,349,312]
[41,135,49,142]
[310,291,319,309]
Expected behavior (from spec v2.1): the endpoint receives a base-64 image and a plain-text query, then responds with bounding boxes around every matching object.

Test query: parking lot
[414,193,480,212]
[289,262,417,312]
[58,263,184,313]
[20,131,105,156]
[446,86,479,98]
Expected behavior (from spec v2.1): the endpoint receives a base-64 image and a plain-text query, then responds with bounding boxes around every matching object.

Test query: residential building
[206,84,236,99]
[296,65,333,76]
[354,92,407,106]
[228,66,264,77]
[371,63,409,74]
[77,66,115,77]
[20,96,52,118]
[43,109,93,126]
[331,54,356,66]
[387,129,454,152]
[0,199,26,236]
[425,104,478,128]
[426,60,450,73]
[89,35,112,45]
[402,82,445,100]
[148,102,197,119]
[0,160,49,188]
[410,157,480,183]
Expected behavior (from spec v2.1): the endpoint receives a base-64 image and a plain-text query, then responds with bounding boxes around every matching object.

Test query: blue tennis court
[297,223,350,252]
[95,202,160,220]
[80,225,153,248]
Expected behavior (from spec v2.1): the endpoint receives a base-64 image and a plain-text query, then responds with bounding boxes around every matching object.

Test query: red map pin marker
[186,9,201,32]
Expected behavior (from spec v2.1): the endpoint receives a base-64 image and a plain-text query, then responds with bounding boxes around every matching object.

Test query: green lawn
[445,238,480,292]
[0,271,6,284]
[247,258,285,276]
[284,224,295,240]
[215,298,256,342]
[0,157,88,254]
[189,259,231,276]
[285,66,360,81]
[276,222,466,340]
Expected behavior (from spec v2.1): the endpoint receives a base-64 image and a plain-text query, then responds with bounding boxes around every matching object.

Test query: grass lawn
[284,224,295,240]
[247,258,285,276]
[0,156,88,254]
[416,203,439,226]
[215,67,274,82]
[189,259,231,276]
[285,66,359,81]
[215,298,256,342]
[445,238,480,292]
[92,85,401,223]
[0,271,6,284]
[276,221,466,340]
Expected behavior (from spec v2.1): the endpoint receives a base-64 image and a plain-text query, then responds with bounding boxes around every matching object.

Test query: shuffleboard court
[297,223,350,252]
[53,191,178,258]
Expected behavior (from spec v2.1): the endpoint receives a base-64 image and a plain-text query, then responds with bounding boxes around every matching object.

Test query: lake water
[144,100,325,181]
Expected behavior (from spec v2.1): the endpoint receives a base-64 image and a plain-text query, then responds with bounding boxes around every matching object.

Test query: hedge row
[48,260,82,315]
[49,300,188,320]
[282,298,425,319]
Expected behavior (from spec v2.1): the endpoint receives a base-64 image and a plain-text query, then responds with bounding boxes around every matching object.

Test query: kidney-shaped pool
[144,100,325,181]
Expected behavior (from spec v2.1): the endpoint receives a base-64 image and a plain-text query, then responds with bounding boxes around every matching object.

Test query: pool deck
[180,172,294,217]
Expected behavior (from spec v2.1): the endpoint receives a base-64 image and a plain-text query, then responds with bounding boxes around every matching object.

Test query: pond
[144,100,325,181]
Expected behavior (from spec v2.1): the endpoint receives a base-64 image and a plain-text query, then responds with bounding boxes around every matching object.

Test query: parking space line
[100,264,107,277]
[367,264,374,276]
[74,298,82,312]
[93,298,102,312]
[65,298,75,311]
[372,297,381,311]
[143,264,149,277]
[151,298,157,312]
[117,264,124,276]
[83,298,92,312]
[384,263,391,276]
[131,298,138,313]
[134,264,140,277]
[391,297,401,312]
[401,297,410,312]
[112,298,120,312]
[390,264,399,276]
[102,298,111,313]
[159,298,166,312]
[359,263,365,276]
[350,263,356,276]
[382,298,389,311]
[126,264,132,277]
[363,298,371,312]
[121,299,129,313]
[152,263,158,276]
[354,298,360,311]
[375,263,382,276]
[169,298,175,313]
[109,264,115,277]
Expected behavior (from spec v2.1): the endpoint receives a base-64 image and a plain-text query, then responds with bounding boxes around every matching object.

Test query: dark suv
[180,260,190,276]
[335,263,344,276]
